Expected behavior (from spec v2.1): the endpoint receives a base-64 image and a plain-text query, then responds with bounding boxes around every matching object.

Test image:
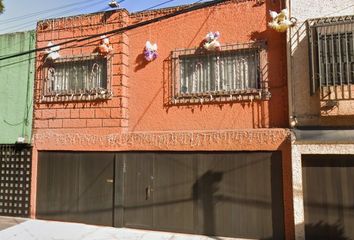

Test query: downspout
[286,0,295,128]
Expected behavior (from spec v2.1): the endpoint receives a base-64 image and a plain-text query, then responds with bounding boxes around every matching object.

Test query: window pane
[45,57,107,95]
[178,49,259,95]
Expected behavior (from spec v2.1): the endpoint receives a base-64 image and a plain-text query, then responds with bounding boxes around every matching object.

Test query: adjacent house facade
[286,0,354,239]
[31,0,293,239]
[0,31,35,218]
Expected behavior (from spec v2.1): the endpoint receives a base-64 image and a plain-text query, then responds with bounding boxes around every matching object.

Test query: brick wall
[33,0,289,144]
[34,10,130,134]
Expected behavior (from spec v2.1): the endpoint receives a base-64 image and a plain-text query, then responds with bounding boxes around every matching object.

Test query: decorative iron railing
[170,41,270,104]
[308,15,354,99]
[42,54,112,102]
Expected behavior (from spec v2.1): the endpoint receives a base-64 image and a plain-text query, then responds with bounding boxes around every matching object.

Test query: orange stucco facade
[32,0,293,238]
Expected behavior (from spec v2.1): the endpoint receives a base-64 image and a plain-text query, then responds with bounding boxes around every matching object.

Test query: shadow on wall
[288,21,354,126]
[305,221,349,240]
[261,222,350,240]
[134,49,150,72]
[192,170,223,238]
[259,0,288,128]
[288,21,321,119]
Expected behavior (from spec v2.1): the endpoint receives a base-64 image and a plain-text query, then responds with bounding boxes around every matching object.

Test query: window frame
[170,41,270,105]
[41,53,113,102]
[307,15,354,98]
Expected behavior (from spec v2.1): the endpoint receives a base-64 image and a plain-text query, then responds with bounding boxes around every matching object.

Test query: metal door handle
[145,185,151,200]
[106,179,113,183]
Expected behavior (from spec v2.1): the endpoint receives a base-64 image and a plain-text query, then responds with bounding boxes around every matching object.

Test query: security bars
[42,54,112,102]
[0,145,31,217]
[171,42,269,104]
[308,15,354,99]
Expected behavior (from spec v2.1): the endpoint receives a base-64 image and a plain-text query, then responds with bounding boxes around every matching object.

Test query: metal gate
[303,154,354,239]
[36,151,285,239]
[36,152,114,226]
[122,151,285,239]
[0,145,32,217]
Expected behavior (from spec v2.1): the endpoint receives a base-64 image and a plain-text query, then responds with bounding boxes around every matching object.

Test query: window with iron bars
[42,55,112,102]
[308,15,354,98]
[171,42,269,104]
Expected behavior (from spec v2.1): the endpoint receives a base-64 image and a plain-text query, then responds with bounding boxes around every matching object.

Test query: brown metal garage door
[36,152,114,226]
[122,152,284,239]
[303,154,354,240]
[37,151,284,239]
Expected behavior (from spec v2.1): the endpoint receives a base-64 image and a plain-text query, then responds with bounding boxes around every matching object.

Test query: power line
[144,0,177,11]
[0,0,124,52]
[0,0,227,61]
[0,0,107,33]
[0,0,97,25]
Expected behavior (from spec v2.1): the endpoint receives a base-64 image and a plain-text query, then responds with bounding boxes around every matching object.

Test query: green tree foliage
[0,0,3,13]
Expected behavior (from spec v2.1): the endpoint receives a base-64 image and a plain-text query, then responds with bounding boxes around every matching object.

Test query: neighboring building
[286,0,354,239]
[0,31,35,217]
[32,1,292,239]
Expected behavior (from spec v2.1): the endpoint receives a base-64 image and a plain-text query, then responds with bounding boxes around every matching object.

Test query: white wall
[287,0,354,126]
[287,1,354,239]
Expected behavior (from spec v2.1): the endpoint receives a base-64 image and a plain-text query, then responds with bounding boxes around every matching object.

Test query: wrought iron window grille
[41,53,113,102]
[308,15,354,100]
[170,41,270,105]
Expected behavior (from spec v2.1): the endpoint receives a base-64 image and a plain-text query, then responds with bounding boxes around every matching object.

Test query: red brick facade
[32,1,293,238]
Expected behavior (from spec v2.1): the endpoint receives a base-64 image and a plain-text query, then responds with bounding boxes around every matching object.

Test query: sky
[0,0,198,34]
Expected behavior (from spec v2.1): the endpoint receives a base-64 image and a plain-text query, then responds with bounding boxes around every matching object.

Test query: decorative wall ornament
[144,41,158,61]
[45,42,60,61]
[203,31,221,51]
[98,35,113,55]
[33,129,291,149]
[268,9,296,32]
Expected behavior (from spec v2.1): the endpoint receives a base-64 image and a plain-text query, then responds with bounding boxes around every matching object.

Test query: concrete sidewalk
[0,218,236,240]
[0,217,26,231]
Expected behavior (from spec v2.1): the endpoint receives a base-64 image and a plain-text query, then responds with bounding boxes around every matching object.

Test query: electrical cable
[0,0,98,25]
[0,0,226,61]
[0,0,125,55]
[0,0,177,45]
[0,0,109,51]
[0,0,108,33]
[144,0,177,11]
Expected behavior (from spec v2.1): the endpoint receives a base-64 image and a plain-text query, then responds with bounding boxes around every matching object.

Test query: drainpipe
[285,0,295,128]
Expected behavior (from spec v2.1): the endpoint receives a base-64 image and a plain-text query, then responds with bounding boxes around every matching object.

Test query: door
[76,153,114,225]
[36,152,114,226]
[36,152,80,222]
[303,154,354,239]
[153,153,196,232]
[123,153,154,228]
[121,151,284,239]
[122,152,197,232]
[195,152,284,239]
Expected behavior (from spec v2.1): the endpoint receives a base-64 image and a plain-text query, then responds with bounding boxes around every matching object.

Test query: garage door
[36,152,114,226]
[122,152,284,239]
[303,155,354,239]
[37,151,284,239]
